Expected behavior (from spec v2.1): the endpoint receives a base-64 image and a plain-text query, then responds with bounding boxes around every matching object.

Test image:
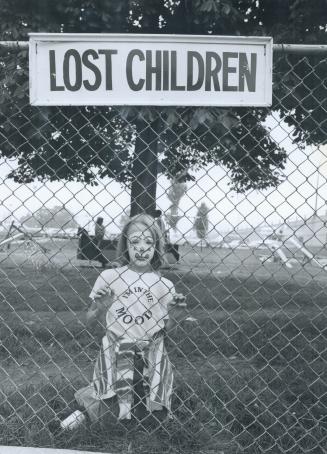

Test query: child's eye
[130,239,140,245]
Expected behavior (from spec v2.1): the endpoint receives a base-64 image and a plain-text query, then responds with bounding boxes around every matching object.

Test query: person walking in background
[95,217,105,248]
[154,209,180,263]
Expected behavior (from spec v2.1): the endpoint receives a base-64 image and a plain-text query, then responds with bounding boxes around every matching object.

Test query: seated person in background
[77,226,108,268]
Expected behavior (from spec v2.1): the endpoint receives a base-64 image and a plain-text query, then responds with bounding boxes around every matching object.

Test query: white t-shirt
[89,266,175,340]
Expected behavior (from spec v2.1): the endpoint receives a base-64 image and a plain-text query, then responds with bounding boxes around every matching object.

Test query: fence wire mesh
[0,43,327,454]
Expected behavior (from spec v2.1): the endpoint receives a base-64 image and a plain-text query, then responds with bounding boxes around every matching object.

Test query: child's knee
[75,386,94,405]
[75,386,101,422]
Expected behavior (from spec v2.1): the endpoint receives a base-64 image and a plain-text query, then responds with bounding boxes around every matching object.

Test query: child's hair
[116,213,167,270]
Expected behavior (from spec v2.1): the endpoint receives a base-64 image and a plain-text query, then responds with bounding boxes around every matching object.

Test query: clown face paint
[127,223,155,272]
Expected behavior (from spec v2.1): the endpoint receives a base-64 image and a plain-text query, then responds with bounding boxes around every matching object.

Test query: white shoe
[60,410,86,430]
[118,401,132,420]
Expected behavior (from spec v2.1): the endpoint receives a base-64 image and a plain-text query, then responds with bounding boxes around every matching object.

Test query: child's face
[126,223,155,270]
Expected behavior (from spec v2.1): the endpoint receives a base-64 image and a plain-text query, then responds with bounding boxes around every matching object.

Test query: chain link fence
[0,42,327,453]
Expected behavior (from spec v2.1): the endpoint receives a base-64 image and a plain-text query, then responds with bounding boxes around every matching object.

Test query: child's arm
[165,293,187,332]
[86,285,114,332]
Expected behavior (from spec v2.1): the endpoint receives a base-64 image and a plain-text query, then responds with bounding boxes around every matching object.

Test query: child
[74,214,187,424]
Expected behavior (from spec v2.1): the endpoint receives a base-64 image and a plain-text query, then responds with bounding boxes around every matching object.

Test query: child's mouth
[135,254,149,261]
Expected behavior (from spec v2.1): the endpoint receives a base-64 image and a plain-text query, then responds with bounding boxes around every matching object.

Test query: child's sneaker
[60,410,86,430]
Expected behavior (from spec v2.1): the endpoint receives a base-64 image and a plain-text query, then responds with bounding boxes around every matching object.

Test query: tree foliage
[20,205,78,229]
[131,0,327,146]
[1,0,327,194]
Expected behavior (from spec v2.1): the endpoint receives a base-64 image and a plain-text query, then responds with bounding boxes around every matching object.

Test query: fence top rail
[1,40,327,54]
[0,41,29,49]
[273,43,327,54]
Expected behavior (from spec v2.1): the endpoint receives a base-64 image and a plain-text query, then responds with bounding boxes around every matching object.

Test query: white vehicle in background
[238,242,250,249]
[44,227,78,239]
[248,240,268,249]
[207,239,223,248]
[262,238,281,248]
[17,225,44,237]
[224,239,241,249]
[247,240,266,249]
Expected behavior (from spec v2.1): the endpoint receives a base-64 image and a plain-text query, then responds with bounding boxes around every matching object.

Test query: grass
[0,244,327,453]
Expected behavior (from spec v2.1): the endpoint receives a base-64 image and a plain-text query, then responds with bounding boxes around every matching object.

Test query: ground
[0,238,326,453]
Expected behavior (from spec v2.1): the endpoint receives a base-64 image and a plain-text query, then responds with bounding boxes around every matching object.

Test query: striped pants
[75,331,174,421]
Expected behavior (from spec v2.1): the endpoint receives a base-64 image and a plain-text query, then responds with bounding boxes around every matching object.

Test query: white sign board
[29,33,272,106]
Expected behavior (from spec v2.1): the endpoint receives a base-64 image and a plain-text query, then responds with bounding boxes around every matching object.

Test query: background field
[0,239,326,453]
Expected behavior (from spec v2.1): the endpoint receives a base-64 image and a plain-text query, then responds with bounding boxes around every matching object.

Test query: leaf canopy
[1,0,326,191]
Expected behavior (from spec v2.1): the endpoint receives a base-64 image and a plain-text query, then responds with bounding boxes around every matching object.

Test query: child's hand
[92,286,115,310]
[173,293,187,306]
[168,293,187,324]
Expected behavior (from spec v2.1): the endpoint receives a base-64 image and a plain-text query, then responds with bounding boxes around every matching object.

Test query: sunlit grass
[0,248,326,452]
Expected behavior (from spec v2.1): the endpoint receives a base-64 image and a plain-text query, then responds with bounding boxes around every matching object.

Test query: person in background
[95,217,105,248]
[154,209,180,263]
[153,209,169,243]
[77,226,109,269]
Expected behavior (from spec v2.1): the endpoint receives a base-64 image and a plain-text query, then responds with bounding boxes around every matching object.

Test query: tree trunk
[130,118,160,217]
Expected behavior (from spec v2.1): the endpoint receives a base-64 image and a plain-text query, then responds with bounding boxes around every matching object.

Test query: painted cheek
[129,245,137,255]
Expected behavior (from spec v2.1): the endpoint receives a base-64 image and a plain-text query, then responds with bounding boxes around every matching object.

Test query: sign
[29,33,272,106]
